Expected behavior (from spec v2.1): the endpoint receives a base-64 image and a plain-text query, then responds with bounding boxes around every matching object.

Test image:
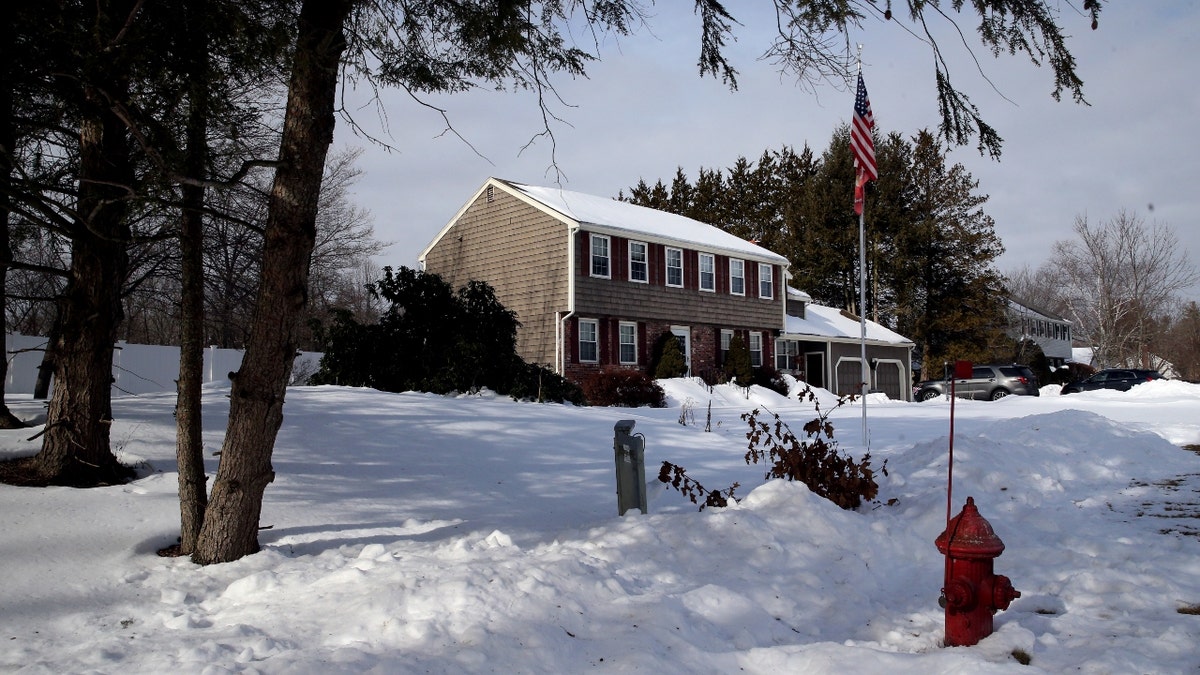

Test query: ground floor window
[579,319,598,362]
[619,322,638,364]
[775,339,799,370]
[749,332,763,368]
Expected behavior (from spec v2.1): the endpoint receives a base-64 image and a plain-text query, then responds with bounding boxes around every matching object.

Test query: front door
[670,326,691,376]
[805,352,825,389]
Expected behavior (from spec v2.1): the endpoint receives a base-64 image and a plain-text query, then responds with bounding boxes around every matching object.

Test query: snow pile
[1,378,1198,673]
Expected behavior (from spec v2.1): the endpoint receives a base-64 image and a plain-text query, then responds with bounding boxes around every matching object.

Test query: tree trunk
[192,0,356,564]
[33,312,60,400]
[33,76,133,486]
[0,43,27,429]
[174,0,211,554]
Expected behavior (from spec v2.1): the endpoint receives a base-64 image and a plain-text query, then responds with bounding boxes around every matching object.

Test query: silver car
[914,364,1040,401]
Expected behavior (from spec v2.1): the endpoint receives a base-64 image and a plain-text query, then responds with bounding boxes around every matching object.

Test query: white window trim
[665,247,684,288]
[749,331,763,368]
[590,234,611,279]
[774,338,798,370]
[628,240,648,283]
[730,258,745,296]
[618,321,638,365]
[698,253,716,293]
[579,318,599,363]
[758,263,774,300]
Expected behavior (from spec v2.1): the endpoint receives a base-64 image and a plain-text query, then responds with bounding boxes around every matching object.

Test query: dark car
[914,364,1040,402]
[1060,368,1162,394]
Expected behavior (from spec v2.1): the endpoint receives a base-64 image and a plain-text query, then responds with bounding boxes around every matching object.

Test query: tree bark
[192,0,356,564]
[0,31,27,429]
[33,313,60,400]
[33,75,134,485]
[175,0,212,554]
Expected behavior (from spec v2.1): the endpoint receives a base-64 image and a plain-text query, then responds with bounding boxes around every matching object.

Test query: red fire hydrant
[935,496,1021,646]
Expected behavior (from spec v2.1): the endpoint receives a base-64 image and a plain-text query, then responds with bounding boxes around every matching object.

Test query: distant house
[777,288,915,400]
[1006,297,1073,366]
[420,178,914,399]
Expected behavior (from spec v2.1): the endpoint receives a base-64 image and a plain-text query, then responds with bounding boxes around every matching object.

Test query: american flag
[851,72,876,214]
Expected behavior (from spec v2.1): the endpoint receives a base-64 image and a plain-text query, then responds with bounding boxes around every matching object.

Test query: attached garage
[774,289,915,401]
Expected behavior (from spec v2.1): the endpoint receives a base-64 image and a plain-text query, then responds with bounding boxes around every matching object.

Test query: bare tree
[1004,263,1064,316]
[1051,212,1199,368]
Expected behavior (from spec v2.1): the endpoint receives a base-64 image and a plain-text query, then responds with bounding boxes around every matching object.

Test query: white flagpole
[859,202,868,441]
[857,47,868,444]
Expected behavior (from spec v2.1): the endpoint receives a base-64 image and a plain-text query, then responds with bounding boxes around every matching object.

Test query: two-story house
[419,178,789,383]
[1006,297,1073,367]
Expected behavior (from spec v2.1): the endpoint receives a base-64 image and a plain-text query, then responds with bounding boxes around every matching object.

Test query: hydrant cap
[935,496,1006,558]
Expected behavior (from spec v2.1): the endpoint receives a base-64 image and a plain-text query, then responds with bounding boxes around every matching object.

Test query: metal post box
[613,419,647,515]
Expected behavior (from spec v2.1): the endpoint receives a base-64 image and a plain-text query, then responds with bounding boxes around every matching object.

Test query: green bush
[309,266,580,403]
[581,368,666,407]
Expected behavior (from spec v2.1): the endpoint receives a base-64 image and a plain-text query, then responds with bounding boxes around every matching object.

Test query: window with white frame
[629,241,648,282]
[730,258,745,295]
[720,329,733,365]
[749,331,763,367]
[619,322,638,364]
[579,319,599,362]
[665,247,683,287]
[775,339,798,371]
[758,263,773,299]
[590,234,610,278]
[698,253,715,292]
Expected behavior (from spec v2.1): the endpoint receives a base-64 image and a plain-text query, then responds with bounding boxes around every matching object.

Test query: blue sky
[335,2,1200,301]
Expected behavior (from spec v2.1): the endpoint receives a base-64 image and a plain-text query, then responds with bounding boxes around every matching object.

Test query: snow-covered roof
[1007,297,1069,323]
[504,179,789,265]
[783,301,913,346]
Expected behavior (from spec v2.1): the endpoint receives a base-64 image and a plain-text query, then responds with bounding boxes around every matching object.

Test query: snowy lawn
[1,378,1198,673]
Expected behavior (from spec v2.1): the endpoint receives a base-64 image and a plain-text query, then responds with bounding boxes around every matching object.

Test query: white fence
[4,333,322,398]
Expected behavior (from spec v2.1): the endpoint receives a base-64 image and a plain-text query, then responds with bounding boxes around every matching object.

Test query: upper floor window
[579,319,599,362]
[698,253,715,292]
[590,234,610,278]
[629,241,648,283]
[619,322,638,364]
[665,247,683,287]
[730,258,745,296]
[758,263,774,299]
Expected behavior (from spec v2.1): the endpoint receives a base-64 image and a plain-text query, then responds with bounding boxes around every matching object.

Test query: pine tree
[723,334,752,385]
[653,332,688,379]
[885,130,1007,367]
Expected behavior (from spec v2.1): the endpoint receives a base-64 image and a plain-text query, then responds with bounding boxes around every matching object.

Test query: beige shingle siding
[422,189,569,367]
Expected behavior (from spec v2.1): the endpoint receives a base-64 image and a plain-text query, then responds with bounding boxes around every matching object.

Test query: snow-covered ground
[2,378,1198,673]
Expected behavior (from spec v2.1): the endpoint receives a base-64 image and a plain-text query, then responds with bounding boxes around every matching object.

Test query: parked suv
[1060,368,1162,394]
[914,364,1040,401]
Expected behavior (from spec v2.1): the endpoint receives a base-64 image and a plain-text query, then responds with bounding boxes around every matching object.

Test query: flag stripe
[851,73,877,183]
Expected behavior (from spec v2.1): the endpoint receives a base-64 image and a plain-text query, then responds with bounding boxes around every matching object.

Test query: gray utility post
[613,419,647,516]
